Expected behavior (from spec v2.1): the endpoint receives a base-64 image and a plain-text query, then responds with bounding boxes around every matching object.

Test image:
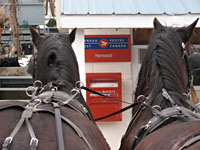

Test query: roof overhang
[59,14,200,28]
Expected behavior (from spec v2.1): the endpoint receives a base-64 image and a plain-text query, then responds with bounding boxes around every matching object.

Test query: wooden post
[8,0,21,59]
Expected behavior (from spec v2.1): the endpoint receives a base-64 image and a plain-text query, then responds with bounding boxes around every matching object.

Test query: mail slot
[86,73,122,121]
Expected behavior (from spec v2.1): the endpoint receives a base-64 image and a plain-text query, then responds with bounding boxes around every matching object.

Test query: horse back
[0,101,109,150]
[136,120,200,150]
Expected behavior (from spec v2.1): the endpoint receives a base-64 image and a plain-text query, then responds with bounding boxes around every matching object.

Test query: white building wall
[53,26,145,150]
[131,45,148,91]
[46,1,200,149]
[71,29,86,98]
[85,28,134,150]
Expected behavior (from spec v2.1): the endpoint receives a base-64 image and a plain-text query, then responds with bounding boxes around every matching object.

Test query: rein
[79,84,139,121]
[81,85,132,105]
[79,79,200,122]
[95,102,140,121]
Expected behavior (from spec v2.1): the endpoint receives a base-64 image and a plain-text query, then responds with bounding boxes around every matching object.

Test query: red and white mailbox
[86,73,122,121]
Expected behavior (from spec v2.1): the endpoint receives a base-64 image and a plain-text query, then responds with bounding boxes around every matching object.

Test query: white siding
[85,29,133,150]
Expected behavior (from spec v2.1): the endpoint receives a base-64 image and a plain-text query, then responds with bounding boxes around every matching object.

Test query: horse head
[28,28,79,92]
[27,28,93,112]
[135,18,199,108]
[120,18,199,150]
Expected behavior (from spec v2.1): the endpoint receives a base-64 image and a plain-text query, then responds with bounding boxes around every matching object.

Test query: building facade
[56,0,200,149]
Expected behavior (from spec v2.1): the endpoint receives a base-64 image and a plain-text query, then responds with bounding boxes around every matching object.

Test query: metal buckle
[152,105,162,111]
[26,86,36,97]
[144,121,152,130]
[70,88,80,96]
[26,99,41,110]
[182,42,185,49]
[79,104,88,113]
[51,86,58,92]
[33,99,42,109]
[75,81,84,90]
[33,80,43,87]
[162,88,170,99]
[30,138,38,146]
[136,95,147,103]
[182,92,191,101]
[162,88,176,106]
[2,137,13,148]
[194,103,200,109]
[135,135,139,140]
[5,137,13,144]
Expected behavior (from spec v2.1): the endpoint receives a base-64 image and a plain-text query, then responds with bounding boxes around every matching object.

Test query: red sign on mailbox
[86,73,122,121]
[85,35,131,62]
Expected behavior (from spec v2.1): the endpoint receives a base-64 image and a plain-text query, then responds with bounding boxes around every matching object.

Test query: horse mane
[135,27,190,109]
[36,33,80,91]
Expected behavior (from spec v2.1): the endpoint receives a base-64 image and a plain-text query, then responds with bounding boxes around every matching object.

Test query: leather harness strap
[34,108,93,150]
[2,118,24,150]
[1,102,39,150]
[1,88,94,150]
[127,88,200,149]
[53,102,65,150]
[179,135,200,150]
[36,91,93,120]
[35,90,93,150]
[26,119,38,150]
[131,103,200,149]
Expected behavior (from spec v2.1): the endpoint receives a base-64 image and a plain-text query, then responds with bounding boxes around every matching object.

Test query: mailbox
[86,73,122,121]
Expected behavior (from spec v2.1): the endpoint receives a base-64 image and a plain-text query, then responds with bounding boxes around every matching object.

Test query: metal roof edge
[59,14,200,28]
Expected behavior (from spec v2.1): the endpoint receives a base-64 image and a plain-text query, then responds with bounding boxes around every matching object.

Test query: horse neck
[51,73,86,103]
[143,32,189,104]
[121,29,192,150]
[132,29,190,126]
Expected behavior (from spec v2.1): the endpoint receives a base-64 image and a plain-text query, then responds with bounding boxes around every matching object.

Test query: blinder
[27,52,38,80]
[181,42,194,99]
[189,53,200,70]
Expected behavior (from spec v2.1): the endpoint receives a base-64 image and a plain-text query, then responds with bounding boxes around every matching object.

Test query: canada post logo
[99,39,109,48]
[85,37,129,50]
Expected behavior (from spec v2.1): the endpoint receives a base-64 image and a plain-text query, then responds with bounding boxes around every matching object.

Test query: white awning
[59,14,200,28]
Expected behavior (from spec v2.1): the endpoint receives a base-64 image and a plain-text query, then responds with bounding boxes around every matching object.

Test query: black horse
[119,18,200,150]
[0,28,110,150]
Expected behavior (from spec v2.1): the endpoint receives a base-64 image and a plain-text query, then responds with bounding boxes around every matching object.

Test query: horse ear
[186,18,199,40]
[177,18,199,43]
[153,18,163,30]
[30,27,43,49]
[69,28,77,43]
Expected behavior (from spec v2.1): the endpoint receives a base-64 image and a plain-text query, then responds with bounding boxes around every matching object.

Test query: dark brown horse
[119,18,200,150]
[0,29,110,150]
